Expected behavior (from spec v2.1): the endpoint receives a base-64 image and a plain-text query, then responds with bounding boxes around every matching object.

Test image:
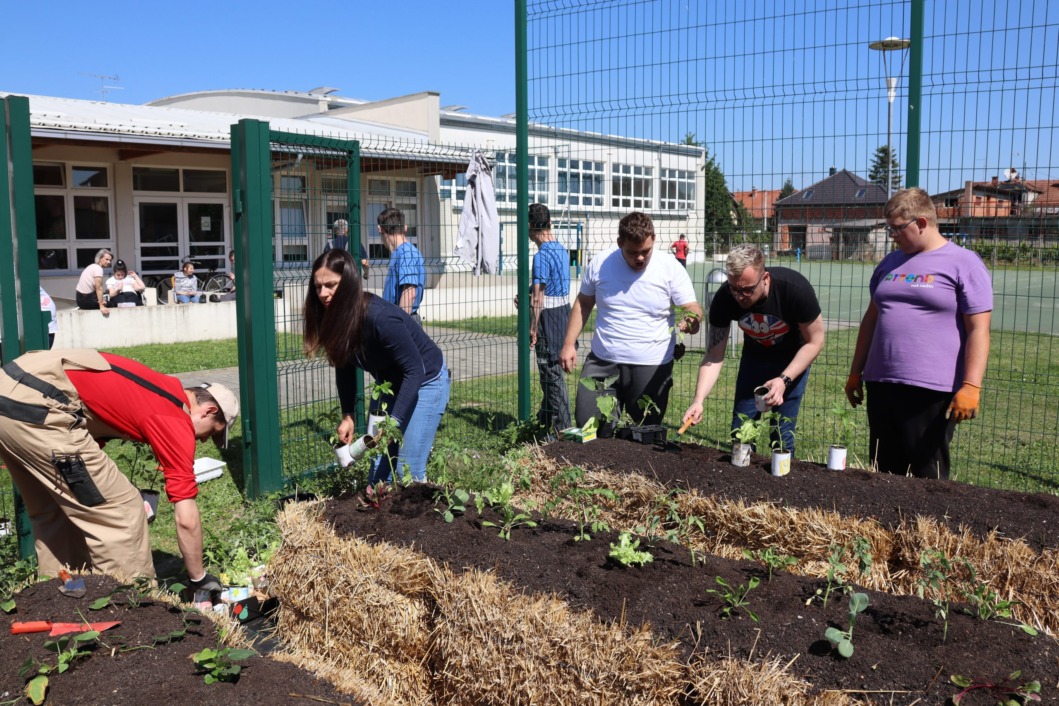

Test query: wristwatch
[780,374,793,389]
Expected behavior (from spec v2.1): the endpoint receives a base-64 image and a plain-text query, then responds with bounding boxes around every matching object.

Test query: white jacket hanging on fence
[454,150,500,275]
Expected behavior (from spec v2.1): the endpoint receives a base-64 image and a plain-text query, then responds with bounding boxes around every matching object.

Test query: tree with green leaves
[868,145,902,192]
[702,148,737,247]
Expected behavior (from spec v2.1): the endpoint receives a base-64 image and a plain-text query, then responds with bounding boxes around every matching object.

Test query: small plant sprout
[609,532,654,567]
[824,591,869,659]
[360,481,393,510]
[958,559,1019,621]
[191,646,256,684]
[950,671,1041,705]
[918,548,957,642]
[828,402,859,449]
[814,543,848,608]
[544,466,617,541]
[732,413,764,446]
[477,480,538,540]
[707,575,761,622]
[433,487,471,523]
[742,546,798,581]
[580,375,619,431]
[636,394,662,420]
[850,536,873,581]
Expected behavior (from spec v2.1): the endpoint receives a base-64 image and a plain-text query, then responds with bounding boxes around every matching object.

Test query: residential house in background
[773,168,888,260]
[731,187,785,232]
[932,172,1059,245]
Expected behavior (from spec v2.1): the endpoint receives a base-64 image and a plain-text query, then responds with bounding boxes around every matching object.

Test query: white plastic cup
[366,414,386,437]
[771,451,791,477]
[827,445,847,471]
[333,443,355,468]
[348,434,376,461]
[731,442,752,467]
[754,386,770,412]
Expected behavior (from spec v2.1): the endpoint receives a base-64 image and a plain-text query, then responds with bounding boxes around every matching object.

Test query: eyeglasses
[886,219,917,236]
[729,272,766,297]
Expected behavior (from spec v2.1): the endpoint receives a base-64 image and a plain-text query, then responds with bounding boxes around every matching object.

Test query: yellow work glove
[946,382,981,422]
[844,373,863,407]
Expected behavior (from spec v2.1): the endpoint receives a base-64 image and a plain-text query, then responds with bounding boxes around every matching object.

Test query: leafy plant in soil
[742,546,798,581]
[950,670,1041,705]
[360,481,394,510]
[89,576,163,610]
[544,466,617,541]
[579,374,618,433]
[706,575,761,621]
[824,591,869,659]
[608,532,653,567]
[190,645,256,684]
[958,559,1019,621]
[918,548,957,641]
[477,480,537,540]
[433,487,471,523]
[19,631,99,704]
[732,413,764,446]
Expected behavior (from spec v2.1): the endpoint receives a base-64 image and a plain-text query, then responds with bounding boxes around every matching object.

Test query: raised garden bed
[0,574,360,705]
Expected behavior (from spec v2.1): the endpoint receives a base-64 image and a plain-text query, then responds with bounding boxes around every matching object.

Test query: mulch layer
[0,575,359,706]
[322,438,1059,706]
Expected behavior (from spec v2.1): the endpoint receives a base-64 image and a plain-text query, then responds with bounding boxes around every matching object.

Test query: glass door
[187,200,228,273]
[135,198,181,279]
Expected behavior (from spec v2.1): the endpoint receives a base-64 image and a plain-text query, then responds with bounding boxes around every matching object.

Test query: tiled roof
[774,169,887,207]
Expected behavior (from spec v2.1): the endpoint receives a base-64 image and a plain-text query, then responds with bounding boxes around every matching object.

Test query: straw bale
[686,651,856,706]
[269,499,435,705]
[429,566,685,705]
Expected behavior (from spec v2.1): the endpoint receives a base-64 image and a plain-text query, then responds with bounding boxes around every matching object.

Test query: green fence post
[515,0,531,423]
[904,0,925,188]
[346,143,366,429]
[231,119,283,498]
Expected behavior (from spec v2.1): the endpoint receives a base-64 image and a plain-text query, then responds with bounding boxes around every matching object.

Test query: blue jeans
[176,293,203,304]
[369,363,450,484]
[730,357,811,456]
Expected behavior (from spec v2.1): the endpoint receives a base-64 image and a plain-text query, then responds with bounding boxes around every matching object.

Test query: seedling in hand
[824,591,869,658]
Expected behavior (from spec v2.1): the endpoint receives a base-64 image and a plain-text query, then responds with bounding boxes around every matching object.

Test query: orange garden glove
[844,373,863,408]
[946,382,981,423]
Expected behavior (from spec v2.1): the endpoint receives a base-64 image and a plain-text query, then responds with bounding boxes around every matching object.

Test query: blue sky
[3,1,1055,193]
[0,0,516,116]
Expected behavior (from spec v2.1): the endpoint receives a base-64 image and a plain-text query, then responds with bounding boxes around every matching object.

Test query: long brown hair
[303,249,372,367]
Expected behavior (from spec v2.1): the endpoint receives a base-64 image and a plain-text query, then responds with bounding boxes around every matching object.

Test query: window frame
[34,162,115,274]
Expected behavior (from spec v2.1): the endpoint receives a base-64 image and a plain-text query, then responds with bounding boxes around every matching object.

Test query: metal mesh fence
[523,0,1059,492]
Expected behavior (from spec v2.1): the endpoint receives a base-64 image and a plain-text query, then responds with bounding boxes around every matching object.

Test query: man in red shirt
[0,349,238,592]
[669,233,689,268]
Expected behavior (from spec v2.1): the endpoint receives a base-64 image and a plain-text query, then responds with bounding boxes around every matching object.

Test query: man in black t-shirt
[682,244,824,454]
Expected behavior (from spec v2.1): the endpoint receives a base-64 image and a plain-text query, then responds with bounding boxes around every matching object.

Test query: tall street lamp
[869,37,911,199]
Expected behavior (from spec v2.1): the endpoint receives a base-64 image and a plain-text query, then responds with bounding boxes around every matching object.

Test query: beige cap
[199,382,240,449]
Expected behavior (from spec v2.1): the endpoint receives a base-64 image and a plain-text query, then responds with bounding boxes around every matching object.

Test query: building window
[493,151,548,204]
[801,190,814,200]
[660,168,695,210]
[133,167,227,194]
[366,178,419,259]
[611,163,652,209]
[440,172,469,202]
[558,158,604,208]
[33,162,113,271]
[854,188,867,198]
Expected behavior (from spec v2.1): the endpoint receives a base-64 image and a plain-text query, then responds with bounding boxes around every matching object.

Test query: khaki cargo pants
[0,349,153,580]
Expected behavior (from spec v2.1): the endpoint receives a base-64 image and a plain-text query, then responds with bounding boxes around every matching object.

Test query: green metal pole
[515,0,531,423]
[231,119,283,498]
[346,144,366,430]
[905,0,925,188]
[0,98,20,363]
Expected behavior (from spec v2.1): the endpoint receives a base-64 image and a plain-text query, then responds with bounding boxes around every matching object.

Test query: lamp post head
[869,37,911,52]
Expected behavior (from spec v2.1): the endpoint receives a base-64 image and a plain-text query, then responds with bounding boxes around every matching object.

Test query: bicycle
[152,257,232,304]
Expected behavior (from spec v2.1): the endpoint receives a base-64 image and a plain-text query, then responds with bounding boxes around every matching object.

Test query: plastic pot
[771,450,791,477]
[731,442,752,467]
[616,424,668,445]
[753,386,770,412]
[827,445,847,471]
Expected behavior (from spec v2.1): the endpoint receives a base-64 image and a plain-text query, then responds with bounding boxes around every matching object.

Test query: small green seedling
[732,413,763,445]
[360,481,393,510]
[824,591,869,659]
[434,487,471,523]
[742,546,798,581]
[707,575,761,621]
[544,466,617,541]
[580,375,619,430]
[959,560,1018,621]
[918,548,956,642]
[951,670,1041,705]
[1,597,15,613]
[477,481,538,540]
[609,532,653,567]
[191,646,256,684]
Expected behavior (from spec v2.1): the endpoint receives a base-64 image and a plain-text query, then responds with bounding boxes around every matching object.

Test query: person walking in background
[104,259,146,307]
[846,188,992,479]
[561,212,702,436]
[525,203,572,433]
[325,218,370,279]
[304,249,449,484]
[75,248,112,316]
[378,208,425,323]
[669,233,689,268]
[0,348,238,589]
[682,243,824,455]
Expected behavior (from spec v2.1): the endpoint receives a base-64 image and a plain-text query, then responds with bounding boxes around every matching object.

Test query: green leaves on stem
[707,575,761,622]
[824,591,869,658]
[608,532,653,567]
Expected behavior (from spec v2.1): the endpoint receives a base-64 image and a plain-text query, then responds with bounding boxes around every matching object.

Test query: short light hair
[884,188,938,228]
[332,219,349,236]
[617,212,655,245]
[94,248,112,264]
[726,244,765,277]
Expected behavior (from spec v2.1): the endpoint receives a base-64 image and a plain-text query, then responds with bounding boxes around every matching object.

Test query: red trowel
[11,620,121,636]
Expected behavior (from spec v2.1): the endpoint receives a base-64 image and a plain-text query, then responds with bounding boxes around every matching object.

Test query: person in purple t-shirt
[846,188,993,479]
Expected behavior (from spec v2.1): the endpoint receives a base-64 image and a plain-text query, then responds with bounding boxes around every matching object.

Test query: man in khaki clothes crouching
[0,349,239,592]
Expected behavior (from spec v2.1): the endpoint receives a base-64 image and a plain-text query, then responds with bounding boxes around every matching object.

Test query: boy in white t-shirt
[560,212,702,435]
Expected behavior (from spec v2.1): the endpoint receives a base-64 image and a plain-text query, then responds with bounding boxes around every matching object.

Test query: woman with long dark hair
[304,249,449,483]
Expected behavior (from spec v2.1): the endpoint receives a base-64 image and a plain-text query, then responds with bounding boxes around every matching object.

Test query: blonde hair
[884,188,938,228]
[726,244,764,277]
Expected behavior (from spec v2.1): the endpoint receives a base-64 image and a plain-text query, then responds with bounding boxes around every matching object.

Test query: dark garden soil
[0,575,360,706]
[324,440,1059,706]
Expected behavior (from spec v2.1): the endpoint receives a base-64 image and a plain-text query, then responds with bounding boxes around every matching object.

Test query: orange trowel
[11,620,121,636]
[57,569,86,598]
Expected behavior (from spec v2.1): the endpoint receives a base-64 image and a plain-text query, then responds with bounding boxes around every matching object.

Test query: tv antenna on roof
[80,73,123,100]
